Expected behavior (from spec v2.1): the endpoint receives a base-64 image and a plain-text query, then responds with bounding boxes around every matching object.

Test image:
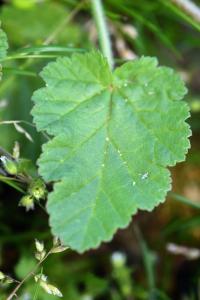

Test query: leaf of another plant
[0,25,8,60]
[0,2,83,47]
[0,23,8,80]
[32,51,191,252]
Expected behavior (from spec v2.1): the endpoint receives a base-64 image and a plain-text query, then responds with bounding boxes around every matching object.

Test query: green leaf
[0,27,8,60]
[15,256,36,279]
[32,51,191,252]
[0,23,8,80]
[0,2,83,47]
[13,45,86,55]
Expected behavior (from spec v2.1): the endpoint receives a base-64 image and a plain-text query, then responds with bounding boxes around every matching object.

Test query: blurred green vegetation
[0,0,200,299]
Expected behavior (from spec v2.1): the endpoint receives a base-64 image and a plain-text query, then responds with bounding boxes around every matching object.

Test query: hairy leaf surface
[32,51,191,252]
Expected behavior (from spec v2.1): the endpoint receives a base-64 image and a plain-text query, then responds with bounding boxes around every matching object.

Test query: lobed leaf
[32,51,191,252]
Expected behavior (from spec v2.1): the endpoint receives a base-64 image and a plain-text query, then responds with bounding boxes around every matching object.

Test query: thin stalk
[134,225,156,292]
[170,192,200,209]
[0,176,25,193]
[91,0,114,69]
[33,267,43,300]
[7,250,52,300]
[3,54,59,60]
[3,67,36,77]
[44,0,85,45]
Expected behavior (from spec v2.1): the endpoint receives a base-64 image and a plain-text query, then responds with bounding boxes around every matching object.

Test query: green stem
[91,0,114,69]
[170,192,200,209]
[134,225,156,291]
[33,267,43,300]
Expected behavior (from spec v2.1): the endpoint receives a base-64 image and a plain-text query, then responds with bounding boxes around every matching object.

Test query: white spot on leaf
[141,172,149,180]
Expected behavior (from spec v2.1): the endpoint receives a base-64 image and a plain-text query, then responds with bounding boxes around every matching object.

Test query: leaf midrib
[78,89,114,248]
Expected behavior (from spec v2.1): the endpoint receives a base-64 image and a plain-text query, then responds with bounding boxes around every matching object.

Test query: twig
[7,250,52,300]
[171,0,200,23]
[91,0,114,69]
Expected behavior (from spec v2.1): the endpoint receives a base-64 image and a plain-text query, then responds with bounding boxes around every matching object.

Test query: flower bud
[53,236,60,247]
[35,250,46,261]
[34,274,47,283]
[0,156,18,175]
[35,239,44,253]
[40,281,63,297]
[51,237,69,253]
[13,141,20,160]
[19,195,34,211]
[3,276,15,284]
[28,179,47,200]
[34,273,63,297]
[51,246,69,254]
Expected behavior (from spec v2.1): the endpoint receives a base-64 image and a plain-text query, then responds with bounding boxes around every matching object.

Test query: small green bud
[3,276,15,284]
[51,245,69,254]
[13,141,20,160]
[28,179,47,200]
[34,274,47,283]
[34,273,62,297]
[35,239,44,253]
[52,237,69,253]
[34,273,63,297]
[19,195,34,211]
[35,250,46,261]
[0,156,18,175]
[53,236,60,247]
[40,281,63,297]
